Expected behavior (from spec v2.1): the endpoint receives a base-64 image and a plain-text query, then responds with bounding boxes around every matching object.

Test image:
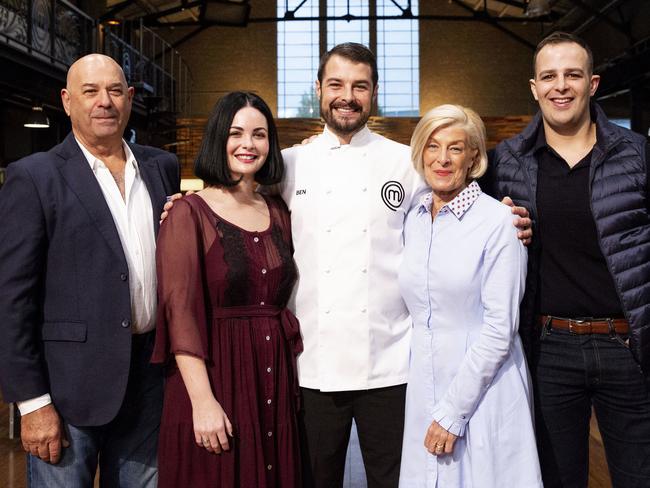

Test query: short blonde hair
[410,104,488,181]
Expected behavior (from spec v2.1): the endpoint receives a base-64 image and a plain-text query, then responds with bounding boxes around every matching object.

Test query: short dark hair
[532,31,594,77]
[317,42,378,87]
[194,91,284,187]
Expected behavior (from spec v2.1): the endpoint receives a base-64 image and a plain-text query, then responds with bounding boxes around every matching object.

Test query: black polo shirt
[535,128,623,318]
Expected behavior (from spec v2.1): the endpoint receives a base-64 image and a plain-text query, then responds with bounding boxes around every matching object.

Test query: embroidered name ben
[296,189,307,195]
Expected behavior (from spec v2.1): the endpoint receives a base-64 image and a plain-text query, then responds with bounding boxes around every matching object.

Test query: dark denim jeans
[534,327,650,488]
[27,333,163,488]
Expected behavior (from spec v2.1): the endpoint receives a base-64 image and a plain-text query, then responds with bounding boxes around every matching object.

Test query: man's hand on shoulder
[293,134,318,147]
[21,403,69,464]
[160,191,195,223]
[502,196,532,246]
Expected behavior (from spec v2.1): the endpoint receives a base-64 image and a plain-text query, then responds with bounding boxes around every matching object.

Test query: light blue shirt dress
[398,182,542,487]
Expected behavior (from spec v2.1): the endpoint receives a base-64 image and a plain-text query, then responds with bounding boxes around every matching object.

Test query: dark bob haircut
[317,42,378,88]
[194,91,284,187]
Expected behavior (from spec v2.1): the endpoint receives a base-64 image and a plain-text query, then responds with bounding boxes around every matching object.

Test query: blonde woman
[398,105,541,487]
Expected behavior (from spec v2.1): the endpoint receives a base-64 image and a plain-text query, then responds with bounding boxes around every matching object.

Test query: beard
[320,99,371,137]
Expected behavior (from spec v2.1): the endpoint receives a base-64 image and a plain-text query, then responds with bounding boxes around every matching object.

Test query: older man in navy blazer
[0,54,179,487]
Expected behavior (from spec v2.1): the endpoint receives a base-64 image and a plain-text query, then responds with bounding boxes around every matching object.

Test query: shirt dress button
[267,465,273,470]
[261,268,267,274]
[267,399,272,405]
[267,431,273,437]
[260,301,265,305]
[267,367,272,373]
[265,335,271,341]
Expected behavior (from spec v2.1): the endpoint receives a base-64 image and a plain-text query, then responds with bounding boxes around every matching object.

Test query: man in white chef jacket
[280,42,424,488]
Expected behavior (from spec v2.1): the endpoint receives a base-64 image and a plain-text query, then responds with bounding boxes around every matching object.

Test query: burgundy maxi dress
[152,193,302,488]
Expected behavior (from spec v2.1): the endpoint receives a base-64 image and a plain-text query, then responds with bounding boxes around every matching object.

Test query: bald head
[66,54,127,90]
[62,53,133,151]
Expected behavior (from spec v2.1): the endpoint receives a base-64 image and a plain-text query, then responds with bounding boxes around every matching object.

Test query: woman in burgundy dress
[152,92,301,487]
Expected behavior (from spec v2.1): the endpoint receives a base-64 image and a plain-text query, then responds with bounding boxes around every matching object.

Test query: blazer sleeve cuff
[431,402,469,437]
[17,394,52,416]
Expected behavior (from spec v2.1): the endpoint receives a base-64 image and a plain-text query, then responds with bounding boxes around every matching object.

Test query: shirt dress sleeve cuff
[431,402,469,437]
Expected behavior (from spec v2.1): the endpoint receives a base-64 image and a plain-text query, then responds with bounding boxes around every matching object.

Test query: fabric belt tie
[212,305,303,409]
[538,315,629,335]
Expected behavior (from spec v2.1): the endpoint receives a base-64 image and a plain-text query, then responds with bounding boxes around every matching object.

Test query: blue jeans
[27,333,163,488]
[534,327,650,488]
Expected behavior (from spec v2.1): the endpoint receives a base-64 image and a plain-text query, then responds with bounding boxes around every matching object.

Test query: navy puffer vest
[493,103,650,382]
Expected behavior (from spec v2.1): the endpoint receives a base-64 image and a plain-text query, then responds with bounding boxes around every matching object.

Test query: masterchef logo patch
[381,181,404,211]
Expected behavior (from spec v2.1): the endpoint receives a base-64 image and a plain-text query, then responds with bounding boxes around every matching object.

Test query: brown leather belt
[538,315,629,335]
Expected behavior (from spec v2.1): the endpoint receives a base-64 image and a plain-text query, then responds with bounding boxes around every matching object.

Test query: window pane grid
[277,0,320,118]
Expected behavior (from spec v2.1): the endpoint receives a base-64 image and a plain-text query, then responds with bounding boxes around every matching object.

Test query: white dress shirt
[18,139,157,415]
[280,125,428,391]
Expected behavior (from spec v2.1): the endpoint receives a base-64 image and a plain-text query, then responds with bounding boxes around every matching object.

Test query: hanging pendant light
[24,105,50,129]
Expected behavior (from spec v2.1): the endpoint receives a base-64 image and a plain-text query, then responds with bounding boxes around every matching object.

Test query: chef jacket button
[121,319,131,328]
[361,309,367,314]
[120,273,128,281]
[362,268,367,273]
[253,236,260,243]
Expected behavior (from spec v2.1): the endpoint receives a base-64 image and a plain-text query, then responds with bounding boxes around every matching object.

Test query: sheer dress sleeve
[151,197,209,363]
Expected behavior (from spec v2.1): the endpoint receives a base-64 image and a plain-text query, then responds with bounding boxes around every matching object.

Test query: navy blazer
[0,132,180,426]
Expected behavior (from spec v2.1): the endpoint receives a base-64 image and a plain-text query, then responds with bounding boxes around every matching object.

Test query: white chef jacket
[280,125,428,391]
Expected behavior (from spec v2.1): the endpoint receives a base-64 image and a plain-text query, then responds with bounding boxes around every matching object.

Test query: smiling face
[530,42,600,134]
[226,105,269,182]
[316,54,376,142]
[61,54,133,149]
[423,125,478,205]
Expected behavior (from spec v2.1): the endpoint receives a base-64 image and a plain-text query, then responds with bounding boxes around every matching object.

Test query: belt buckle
[568,318,588,334]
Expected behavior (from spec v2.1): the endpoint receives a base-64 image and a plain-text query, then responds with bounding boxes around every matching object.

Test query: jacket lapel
[55,133,128,266]
[130,144,166,236]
